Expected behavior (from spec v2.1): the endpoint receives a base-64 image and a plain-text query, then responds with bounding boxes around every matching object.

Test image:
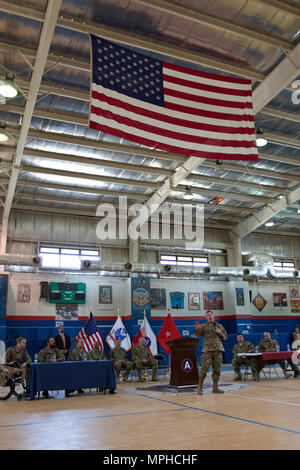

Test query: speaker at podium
[166,337,199,388]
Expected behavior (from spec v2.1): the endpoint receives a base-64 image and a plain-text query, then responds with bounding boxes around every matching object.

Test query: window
[160,254,209,267]
[40,246,100,269]
[273,260,295,271]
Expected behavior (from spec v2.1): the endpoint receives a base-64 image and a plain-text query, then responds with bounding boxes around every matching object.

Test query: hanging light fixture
[256,128,268,147]
[184,186,194,200]
[0,74,18,98]
[297,205,300,215]
[0,124,8,142]
[265,221,274,227]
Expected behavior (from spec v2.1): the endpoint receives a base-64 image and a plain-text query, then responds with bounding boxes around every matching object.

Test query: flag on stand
[157,313,181,355]
[89,35,258,162]
[106,315,132,351]
[76,313,104,352]
[133,315,158,357]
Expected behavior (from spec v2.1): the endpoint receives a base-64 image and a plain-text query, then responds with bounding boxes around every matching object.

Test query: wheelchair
[0,373,27,401]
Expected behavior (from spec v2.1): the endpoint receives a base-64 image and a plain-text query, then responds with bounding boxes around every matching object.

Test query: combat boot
[212,379,224,394]
[123,371,129,382]
[138,371,146,382]
[234,372,242,381]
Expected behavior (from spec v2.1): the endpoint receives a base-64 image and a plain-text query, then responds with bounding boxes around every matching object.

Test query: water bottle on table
[52,352,56,362]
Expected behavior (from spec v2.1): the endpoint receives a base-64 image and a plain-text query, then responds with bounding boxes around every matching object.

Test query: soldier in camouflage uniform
[88,341,106,360]
[70,338,89,361]
[38,337,66,363]
[69,338,87,394]
[5,337,31,389]
[195,311,228,394]
[37,337,65,397]
[232,334,256,381]
[132,337,158,382]
[256,332,295,379]
[110,338,132,382]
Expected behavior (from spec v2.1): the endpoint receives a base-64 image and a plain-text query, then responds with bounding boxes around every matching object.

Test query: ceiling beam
[6,101,300,154]
[3,126,300,184]
[0,1,265,81]
[0,0,62,254]
[18,164,271,203]
[257,0,300,19]
[133,0,294,50]
[22,148,284,194]
[234,186,300,238]
[253,42,300,114]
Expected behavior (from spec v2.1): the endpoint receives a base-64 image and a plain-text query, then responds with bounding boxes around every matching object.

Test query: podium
[167,338,199,388]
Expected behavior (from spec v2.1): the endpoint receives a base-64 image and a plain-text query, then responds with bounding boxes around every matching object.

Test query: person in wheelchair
[5,337,31,390]
[0,364,27,400]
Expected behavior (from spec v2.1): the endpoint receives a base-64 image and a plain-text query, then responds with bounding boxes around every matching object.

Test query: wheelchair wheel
[0,379,14,400]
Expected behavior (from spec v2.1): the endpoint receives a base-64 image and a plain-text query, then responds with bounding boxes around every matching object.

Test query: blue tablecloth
[29,360,116,399]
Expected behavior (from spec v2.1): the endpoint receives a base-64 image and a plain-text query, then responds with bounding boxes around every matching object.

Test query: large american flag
[76,313,104,352]
[89,35,258,161]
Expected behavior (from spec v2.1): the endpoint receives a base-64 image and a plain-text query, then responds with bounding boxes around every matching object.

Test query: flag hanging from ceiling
[89,34,258,161]
[75,313,104,352]
[157,313,181,355]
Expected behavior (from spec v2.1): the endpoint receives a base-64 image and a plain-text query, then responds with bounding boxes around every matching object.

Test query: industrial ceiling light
[0,124,8,142]
[184,186,193,200]
[0,74,17,98]
[297,205,300,215]
[256,128,267,147]
[265,221,274,227]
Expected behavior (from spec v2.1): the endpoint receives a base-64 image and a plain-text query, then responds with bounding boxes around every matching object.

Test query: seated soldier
[69,338,87,394]
[38,337,65,397]
[257,332,297,379]
[232,334,256,381]
[88,341,106,360]
[5,337,31,391]
[292,333,300,351]
[110,338,132,383]
[132,337,158,383]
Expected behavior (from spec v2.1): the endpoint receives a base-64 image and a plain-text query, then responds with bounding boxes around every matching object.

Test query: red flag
[157,313,181,355]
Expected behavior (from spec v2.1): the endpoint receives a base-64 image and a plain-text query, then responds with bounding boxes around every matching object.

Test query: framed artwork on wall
[99,285,112,304]
[188,293,200,310]
[236,288,245,306]
[150,288,166,309]
[203,291,224,310]
[289,287,299,299]
[17,283,31,303]
[273,293,287,307]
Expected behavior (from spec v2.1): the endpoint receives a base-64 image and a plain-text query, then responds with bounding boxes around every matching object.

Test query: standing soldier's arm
[232,344,237,357]
[216,324,227,341]
[194,323,204,337]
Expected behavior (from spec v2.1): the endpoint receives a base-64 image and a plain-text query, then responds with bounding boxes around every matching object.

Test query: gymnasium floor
[1,368,299,450]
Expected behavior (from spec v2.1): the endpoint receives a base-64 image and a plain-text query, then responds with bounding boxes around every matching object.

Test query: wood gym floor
[0,369,300,450]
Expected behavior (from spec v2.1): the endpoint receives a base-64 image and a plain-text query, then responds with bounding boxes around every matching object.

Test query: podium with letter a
[167,338,199,388]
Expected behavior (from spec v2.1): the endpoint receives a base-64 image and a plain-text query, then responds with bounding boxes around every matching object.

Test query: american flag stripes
[76,313,104,352]
[89,34,258,161]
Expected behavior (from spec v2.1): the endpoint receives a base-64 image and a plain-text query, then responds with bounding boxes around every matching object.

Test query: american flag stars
[93,37,164,106]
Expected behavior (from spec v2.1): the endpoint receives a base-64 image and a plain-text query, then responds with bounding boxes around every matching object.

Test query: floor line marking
[0,407,185,429]
[226,393,300,407]
[127,391,300,435]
